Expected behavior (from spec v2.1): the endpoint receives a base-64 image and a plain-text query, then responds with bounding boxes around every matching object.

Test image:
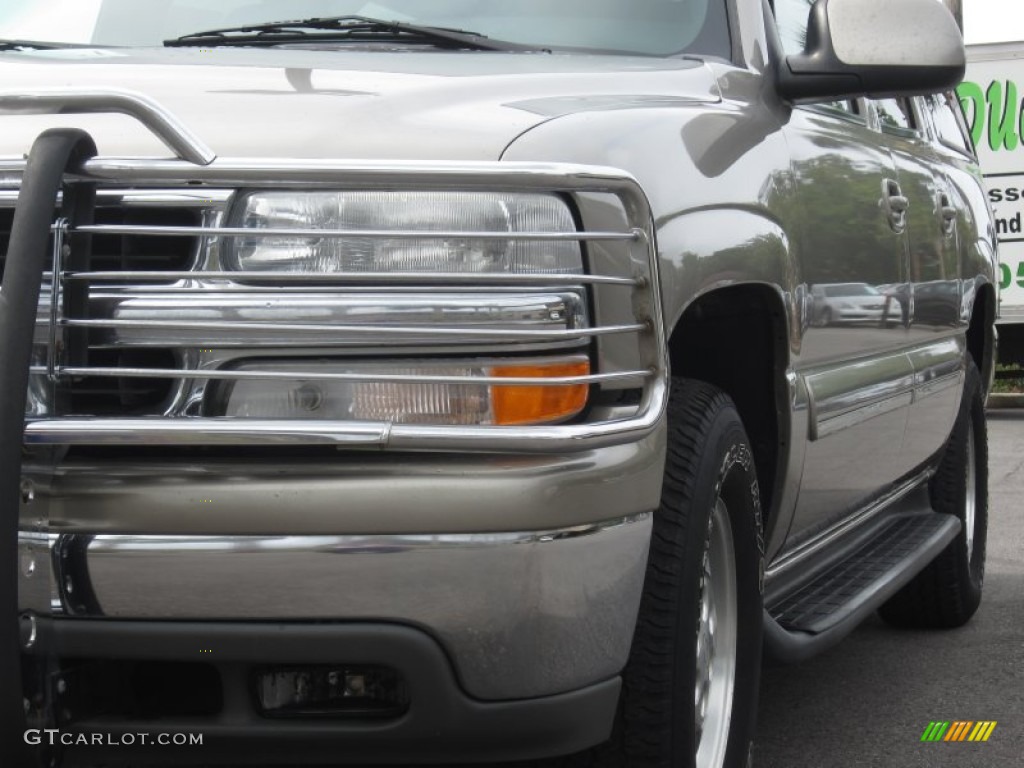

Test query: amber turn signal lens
[491,360,590,426]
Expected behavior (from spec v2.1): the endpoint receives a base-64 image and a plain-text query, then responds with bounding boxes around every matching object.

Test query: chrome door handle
[889,195,910,212]
[939,192,957,236]
[882,178,908,233]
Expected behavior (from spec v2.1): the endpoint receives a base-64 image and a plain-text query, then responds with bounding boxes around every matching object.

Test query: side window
[773,0,814,56]
[818,100,858,116]
[873,99,917,137]
[923,93,975,156]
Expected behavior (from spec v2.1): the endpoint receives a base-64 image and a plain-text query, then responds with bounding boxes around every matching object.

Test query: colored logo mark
[921,721,997,742]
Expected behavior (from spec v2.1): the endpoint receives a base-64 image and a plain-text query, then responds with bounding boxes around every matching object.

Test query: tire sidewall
[672,420,763,768]
[597,379,765,768]
[930,360,988,606]
[961,367,988,591]
[661,385,764,767]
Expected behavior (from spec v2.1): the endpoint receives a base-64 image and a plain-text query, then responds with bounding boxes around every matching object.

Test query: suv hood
[0,47,718,162]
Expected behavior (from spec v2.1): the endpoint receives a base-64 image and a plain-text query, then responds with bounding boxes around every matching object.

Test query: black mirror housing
[778,0,965,103]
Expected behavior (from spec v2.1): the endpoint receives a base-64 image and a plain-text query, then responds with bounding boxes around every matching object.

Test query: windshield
[0,0,730,57]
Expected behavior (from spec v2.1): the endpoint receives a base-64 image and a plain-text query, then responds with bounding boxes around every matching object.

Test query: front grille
[0,204,199,281]
[86,206,199,273]
[4,199,200,417]
[64,348,178,416]
[6,162,665,452]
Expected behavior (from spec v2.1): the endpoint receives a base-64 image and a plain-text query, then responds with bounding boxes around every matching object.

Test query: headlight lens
[223,191,583,274]
[220,358,590,426]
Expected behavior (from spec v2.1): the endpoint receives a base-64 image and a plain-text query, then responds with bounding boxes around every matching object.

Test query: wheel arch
[967,279,997,395]
[667,283,792,542]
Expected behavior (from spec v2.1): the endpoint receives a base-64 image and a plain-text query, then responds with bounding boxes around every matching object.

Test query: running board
[763,511,960,663]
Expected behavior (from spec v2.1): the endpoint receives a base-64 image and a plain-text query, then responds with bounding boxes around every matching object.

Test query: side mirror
[777,0,965,103]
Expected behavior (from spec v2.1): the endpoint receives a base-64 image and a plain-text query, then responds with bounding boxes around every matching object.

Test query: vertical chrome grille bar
[46,219,68,382]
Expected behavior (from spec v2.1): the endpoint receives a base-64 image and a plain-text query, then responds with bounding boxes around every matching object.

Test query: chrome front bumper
[20,512,652,701]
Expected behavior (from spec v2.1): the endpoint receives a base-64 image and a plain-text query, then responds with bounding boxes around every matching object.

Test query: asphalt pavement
[754,408,1024,768]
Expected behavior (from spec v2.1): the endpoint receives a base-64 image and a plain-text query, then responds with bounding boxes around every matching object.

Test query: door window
[873,99,917,137]
[922,93,975,156]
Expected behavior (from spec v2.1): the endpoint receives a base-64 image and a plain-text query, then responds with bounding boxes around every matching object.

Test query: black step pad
[768,513,960,634]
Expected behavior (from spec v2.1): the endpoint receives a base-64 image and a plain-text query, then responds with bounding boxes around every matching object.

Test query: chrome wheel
[964,422,976,562]
[694,497,738,768]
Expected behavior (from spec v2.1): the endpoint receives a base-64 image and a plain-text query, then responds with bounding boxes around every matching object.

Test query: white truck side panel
[961,43,1024,327]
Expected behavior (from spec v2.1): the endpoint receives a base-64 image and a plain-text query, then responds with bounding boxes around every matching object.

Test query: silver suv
[0,1,995,766]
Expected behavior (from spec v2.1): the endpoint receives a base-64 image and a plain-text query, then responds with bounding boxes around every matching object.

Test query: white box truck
[961,42,1024,373]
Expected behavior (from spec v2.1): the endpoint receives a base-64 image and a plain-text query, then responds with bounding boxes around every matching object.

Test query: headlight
[223,191,583,274]
[218,357,590,426]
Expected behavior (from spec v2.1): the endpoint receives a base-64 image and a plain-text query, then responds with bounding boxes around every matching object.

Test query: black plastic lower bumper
[25,619,620,766]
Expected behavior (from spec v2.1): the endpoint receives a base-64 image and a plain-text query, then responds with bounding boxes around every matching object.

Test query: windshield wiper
[0,39,87,51]
[165,15,540,52]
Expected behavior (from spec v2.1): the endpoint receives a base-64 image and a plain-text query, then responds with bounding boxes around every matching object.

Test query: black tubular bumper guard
[1,129,97,768]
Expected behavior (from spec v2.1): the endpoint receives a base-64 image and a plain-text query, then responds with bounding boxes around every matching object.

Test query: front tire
[594,378,764,767]
[878,358,988,628]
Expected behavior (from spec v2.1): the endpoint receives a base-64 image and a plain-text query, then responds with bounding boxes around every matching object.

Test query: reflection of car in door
[914,280,962,325]
[810,282,895,326]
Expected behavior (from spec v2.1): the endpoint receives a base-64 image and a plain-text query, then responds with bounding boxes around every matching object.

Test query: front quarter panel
[501,67,795,339]
[502,65,801,551]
